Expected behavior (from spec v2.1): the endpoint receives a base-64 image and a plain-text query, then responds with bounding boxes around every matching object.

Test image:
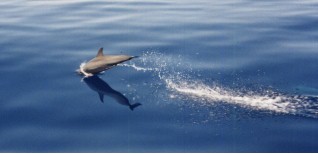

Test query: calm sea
[0,0,318,152]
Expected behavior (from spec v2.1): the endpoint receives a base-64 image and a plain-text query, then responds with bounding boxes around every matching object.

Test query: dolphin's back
[83,57,110,74]
[79,48,137,75]
[83,55,134,74]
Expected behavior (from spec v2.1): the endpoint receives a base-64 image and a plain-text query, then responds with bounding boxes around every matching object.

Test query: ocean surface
[1,0,318,152]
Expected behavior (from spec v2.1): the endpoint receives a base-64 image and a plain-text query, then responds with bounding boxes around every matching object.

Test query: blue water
[1,0,318,152]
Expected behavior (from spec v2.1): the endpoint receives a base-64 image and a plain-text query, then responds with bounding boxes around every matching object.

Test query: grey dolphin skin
[83,75,142,111]
[80,48,137,76]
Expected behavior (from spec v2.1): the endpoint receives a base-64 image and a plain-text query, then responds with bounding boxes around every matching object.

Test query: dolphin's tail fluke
[129,103,142,111]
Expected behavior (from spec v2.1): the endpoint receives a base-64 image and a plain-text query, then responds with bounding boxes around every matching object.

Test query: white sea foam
[164,79,293,113]
[119,52,318,118]
[76,61,87,74]
[80,61,87,68]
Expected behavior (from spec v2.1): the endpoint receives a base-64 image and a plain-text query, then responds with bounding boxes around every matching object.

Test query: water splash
[121,52,318,118]
[164,79,318,117]
[75,61,87,75]
[118,63,158,72]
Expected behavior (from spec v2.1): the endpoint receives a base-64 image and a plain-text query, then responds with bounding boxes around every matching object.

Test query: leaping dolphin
[83,75,142,111]
[79,48,137,76]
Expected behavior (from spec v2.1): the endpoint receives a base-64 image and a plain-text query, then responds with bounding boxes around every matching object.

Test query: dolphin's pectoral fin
[98,92,104,103]
[96,47,104,57]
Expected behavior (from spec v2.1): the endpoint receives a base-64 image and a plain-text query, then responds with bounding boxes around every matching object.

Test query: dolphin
[79,48,137,76]
[83,75,142,111]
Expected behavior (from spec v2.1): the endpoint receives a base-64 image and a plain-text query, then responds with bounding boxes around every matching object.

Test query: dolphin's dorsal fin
[98,92,104,103]
[96,48,104,57]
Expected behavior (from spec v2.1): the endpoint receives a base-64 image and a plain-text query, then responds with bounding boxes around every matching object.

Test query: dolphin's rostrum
[83,75,142,111]
[79,48,137,76]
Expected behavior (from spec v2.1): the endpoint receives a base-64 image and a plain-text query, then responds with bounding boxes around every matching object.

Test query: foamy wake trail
[165,79,292,113]
[120,52,318,118]
[165,78,318,117]
[165,79,318,116]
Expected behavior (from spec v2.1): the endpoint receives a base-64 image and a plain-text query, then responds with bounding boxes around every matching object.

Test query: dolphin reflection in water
[83,75,142,111]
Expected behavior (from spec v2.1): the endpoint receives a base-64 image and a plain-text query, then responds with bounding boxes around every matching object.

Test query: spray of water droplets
[119,51,318,118]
